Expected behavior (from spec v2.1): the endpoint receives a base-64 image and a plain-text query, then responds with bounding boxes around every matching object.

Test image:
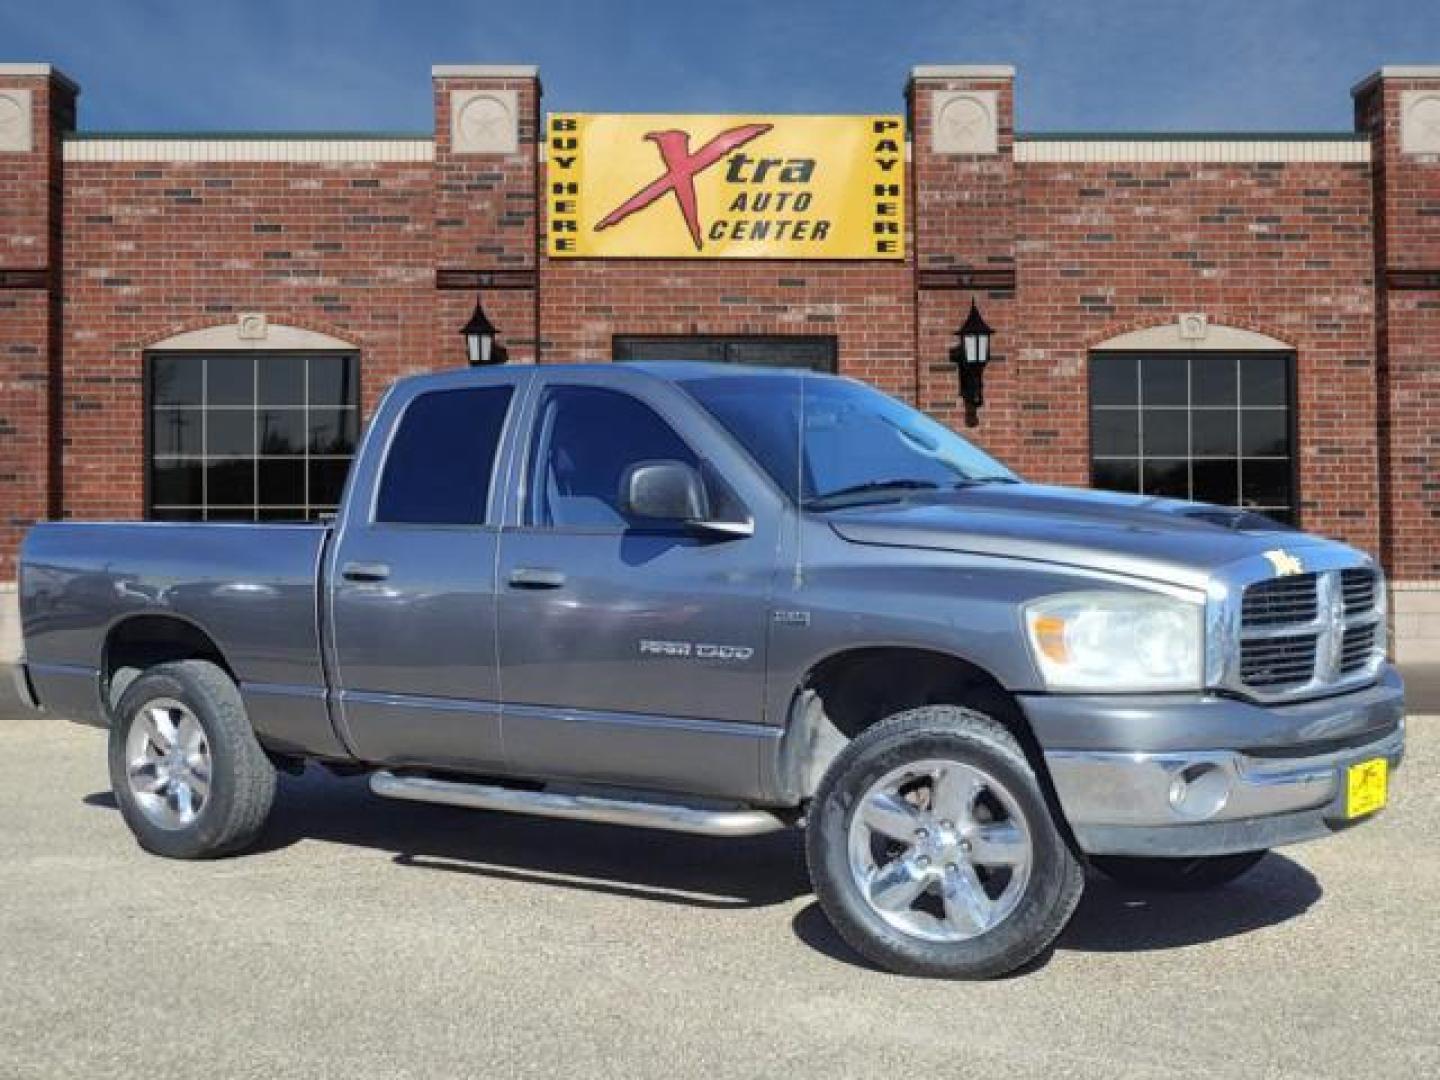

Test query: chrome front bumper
[1043,718,1405,858]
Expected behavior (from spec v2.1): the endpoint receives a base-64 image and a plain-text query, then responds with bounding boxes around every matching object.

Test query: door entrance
[613,335,836,372]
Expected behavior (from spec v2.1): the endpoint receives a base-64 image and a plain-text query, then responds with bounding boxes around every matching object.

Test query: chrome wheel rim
[847,757,1033,943]
[124,698,212,830]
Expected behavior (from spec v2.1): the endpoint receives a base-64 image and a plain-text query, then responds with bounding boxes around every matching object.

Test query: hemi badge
[773,610,811,626]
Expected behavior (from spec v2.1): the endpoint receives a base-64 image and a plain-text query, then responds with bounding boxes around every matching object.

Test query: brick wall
[906,72,1379,555]
[0,60,1436,618]
[0,69,74,580]
[60,156,437,521]
[1011,156,1378,549]
[1356,72,1440,583]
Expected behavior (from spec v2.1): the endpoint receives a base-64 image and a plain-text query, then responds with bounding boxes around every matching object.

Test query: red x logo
[595,123,773,251]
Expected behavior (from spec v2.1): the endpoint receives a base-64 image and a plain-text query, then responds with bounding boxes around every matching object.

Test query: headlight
[1023,590,1203,691]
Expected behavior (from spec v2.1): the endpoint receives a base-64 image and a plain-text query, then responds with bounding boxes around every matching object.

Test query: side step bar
[369,771,789,838]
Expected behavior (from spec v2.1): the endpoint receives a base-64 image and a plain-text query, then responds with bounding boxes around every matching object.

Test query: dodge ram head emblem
[1262,549,1305,577]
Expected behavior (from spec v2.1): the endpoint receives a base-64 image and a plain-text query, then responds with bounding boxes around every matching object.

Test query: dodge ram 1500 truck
[16,362,1405,978]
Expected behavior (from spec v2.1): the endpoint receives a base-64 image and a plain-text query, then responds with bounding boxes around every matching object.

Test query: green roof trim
[1018,131,1369,142]
[66,131,432,141]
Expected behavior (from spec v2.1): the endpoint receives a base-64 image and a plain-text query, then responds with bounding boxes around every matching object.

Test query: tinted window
[147,352,359,523]
[529,386,697,528]
[376,387,513,525]
[1089,351,1295,525]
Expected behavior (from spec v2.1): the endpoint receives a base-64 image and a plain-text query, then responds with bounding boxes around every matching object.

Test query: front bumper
[1020,667,1406,858]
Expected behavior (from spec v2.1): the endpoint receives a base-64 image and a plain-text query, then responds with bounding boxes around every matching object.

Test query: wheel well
[803,647,1023,741]
[797,646,1078,853]
[102,615,233,711]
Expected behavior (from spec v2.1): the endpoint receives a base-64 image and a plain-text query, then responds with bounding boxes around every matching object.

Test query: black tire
[108,660,277,859]
[1090,851,1267,892]
[806,705,1084,979]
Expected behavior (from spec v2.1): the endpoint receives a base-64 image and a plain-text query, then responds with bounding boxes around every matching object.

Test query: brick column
[908,65,1020,454]
[0,65,76,597]
[430,65,541,366]
[1354,66,1440,665]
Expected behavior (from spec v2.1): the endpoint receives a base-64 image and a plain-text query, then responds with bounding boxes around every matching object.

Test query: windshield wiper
[804,479,941,510]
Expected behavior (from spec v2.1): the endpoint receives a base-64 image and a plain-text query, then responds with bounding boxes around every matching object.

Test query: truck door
[495,371,782,801]
[326,372,526,771]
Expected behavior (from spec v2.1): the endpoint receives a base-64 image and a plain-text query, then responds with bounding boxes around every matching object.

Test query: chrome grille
[1239,632,1319,687]
[1242,574,1319,627]
[1341,568,1377,614]
[1232,562,1384,699]
[1341,623,1377,675]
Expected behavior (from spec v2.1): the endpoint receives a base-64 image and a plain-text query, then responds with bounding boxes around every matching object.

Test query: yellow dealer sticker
[1345,758,1388,819]
[547,113,905,259]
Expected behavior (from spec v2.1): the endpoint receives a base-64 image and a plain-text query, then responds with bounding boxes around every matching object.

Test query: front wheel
[1090,851,1268,891]
[806,705,1084,979]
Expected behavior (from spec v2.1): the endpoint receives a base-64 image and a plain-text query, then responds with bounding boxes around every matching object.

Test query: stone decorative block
[451,88,519,155]
[0,88,33,153]
[932,90,998,155]
[237,312,268,340]
[1400,90,1440,155]
[1178,313,1209,340]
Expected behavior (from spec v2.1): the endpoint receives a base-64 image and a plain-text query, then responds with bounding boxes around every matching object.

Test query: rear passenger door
[327,373,527,771]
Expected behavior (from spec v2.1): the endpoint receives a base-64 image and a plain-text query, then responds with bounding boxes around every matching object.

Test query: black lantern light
[949,299,994,427]
[460,294,505,366]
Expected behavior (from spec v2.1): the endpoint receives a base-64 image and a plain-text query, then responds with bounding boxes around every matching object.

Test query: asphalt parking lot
[1,705,1435,1080]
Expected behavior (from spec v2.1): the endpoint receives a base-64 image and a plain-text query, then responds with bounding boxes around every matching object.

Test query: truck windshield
[677,372,1018,508]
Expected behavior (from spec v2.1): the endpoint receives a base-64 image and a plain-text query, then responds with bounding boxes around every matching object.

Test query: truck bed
[19,522,343,756]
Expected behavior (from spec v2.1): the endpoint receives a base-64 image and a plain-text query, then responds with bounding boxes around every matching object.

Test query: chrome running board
[369,771,788,837]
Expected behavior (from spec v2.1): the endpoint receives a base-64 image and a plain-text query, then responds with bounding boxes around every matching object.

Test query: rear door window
[376,386,513,525]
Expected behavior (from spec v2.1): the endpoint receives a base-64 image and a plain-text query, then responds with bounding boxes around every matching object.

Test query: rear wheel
[108,660,276,859]
[806,705,1084,979]
[1090,851,1267,891]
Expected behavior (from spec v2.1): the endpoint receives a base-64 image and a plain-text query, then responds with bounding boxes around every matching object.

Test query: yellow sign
[547,113,905,259]
[1345,758,1388,819]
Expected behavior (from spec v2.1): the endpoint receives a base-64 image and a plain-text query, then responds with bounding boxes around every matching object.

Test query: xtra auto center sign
[546,114,905,259]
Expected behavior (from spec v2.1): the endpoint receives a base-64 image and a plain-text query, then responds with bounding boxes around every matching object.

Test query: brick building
[0,62,1437,661]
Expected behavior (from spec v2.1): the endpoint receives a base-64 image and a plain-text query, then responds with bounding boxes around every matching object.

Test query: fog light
[1166,763,1231,821]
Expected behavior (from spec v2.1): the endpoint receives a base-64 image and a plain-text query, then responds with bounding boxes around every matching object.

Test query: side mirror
[620,460,754,538]
[621,460,710,521]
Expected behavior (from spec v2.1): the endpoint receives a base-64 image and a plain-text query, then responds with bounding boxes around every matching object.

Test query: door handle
[508,567,567,590]
[341,561,391,583]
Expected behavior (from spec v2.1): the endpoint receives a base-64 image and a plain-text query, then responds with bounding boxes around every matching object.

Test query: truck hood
[826,483,1351,591]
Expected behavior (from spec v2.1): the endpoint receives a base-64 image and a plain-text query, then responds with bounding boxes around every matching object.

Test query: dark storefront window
[1089,351,1296,524]
[614,335,837,372]
[146,352,359,522]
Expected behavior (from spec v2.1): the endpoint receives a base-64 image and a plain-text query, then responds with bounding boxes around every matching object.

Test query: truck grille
[1242,574,1318,627]
[1239,632,1319,688]
[1236,567,1382,698]
[1341,623,1378,675]
[1341,568,1377,614]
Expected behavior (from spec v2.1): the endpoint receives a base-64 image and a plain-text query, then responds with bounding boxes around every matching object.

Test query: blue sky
[3,0,1437,133]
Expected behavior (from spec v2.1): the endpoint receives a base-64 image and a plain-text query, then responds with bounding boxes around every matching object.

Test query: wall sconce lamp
[949,299,994,427]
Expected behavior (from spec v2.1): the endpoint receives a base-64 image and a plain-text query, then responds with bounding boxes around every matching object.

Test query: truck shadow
[89,769,811,910]
[85,769,1323,962]
[792,853,1323,973]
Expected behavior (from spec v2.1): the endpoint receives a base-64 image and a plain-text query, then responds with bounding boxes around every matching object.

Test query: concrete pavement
[0,706,1436,1079]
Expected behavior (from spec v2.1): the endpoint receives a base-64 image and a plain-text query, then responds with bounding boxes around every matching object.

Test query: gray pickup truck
[16,362,1405,978]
